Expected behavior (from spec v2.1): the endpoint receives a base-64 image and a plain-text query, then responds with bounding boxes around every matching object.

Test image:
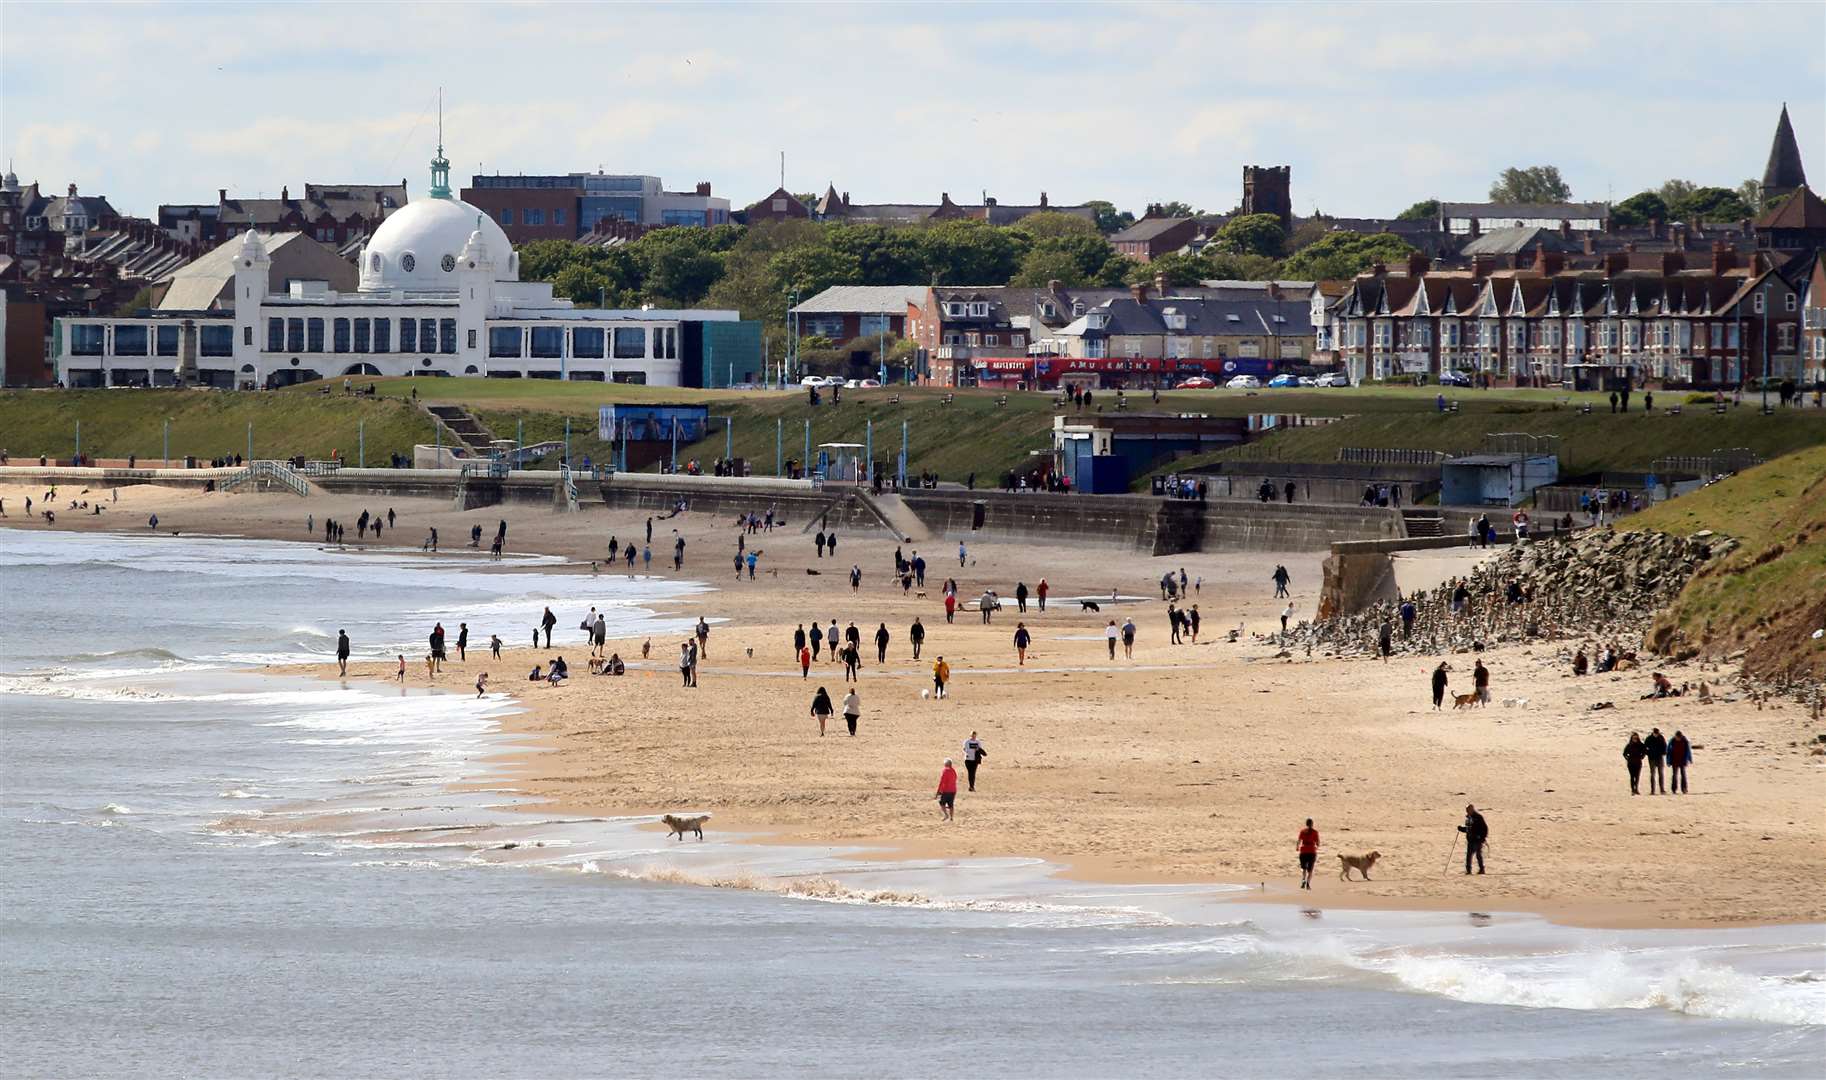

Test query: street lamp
[1760,280,1773,414]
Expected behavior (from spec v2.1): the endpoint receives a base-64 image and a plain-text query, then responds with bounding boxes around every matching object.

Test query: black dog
[1080,600,1101,612]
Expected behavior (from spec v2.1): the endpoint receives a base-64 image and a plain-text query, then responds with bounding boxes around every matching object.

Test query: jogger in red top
[936,759,959,821]
[1296,819,1320,890]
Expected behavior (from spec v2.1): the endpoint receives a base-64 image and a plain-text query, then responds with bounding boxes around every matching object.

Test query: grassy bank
[1631,445,1826,681]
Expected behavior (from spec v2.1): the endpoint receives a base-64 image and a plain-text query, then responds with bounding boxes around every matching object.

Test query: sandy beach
[6,478,1822,928]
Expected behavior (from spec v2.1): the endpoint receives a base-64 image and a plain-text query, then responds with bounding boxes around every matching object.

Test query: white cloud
[1,1,1818,219]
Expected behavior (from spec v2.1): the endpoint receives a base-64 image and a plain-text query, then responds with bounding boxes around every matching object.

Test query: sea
[1,529,1821,1078]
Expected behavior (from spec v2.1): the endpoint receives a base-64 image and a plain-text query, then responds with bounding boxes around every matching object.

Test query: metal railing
[219,460,311,497]
[1337,447,1447,466]
[1650,449,1763,478]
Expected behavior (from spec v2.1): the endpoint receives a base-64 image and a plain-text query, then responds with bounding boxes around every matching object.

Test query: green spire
[429,89,451,199]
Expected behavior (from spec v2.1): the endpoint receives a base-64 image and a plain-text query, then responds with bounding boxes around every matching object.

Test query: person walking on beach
[1400,598,1416,639]
[936,759,959,821]
[1297,819,1320,890]
[850,564,862,591]
[1013,622,1031,665]
[642,544,651,571]
[1015,581,1029,613]
[429,623,446,673]
[679,642,695,687]
[1668,730,1691,793]
[396,654,406,683]
[1105,619,1119,659]
[841,688,861,737]
[1187,604,1201,643]
[811,686,834,736]
[799,644,812,678]
[1121,617,1136,658]
[1473,659,1490,705]
[841,641,861,683]
[457,622,469,662]
[958,541,968,568]
[593,614,606,658]
[490,634,502,660]
[1623,732,1648,794]
[1036,578,1048,612]
[809,621,824,661]
[909,617,925,660]
[1281,602,1295,636]
[875,622,890,664]
[932,656,950,699]
[1431,662,1450,709]
[1272,564,1290,598]
[1458,805,1488,875]
[1644,727,1668,794]
[673,535,686,571]
[475,672,489,698]
[815,530,827,558]
[961,732,987,791]
[829,620,842,663]
[980,589,996,625]
[1377,618,1393,663]
[944,590,957,624]
[540,606,557,649]
[336,630,351,676]
[387,508,396,530]
[1168,603,1182,645]
[695,617,710,659]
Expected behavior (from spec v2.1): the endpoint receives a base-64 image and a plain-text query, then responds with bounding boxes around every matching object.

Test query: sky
[3,1,1822,222]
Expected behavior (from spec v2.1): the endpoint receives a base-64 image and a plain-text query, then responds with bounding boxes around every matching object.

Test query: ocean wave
[0,676,184,703]
[66,646,190,664]
[591,863,1175,925]
[99,803,135,815]
[1374,950,1825,1027]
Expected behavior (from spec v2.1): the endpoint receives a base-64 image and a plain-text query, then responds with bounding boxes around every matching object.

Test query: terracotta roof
[1755,185,1826,230]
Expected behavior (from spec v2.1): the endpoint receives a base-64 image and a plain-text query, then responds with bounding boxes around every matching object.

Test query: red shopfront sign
[971,356,1283,379]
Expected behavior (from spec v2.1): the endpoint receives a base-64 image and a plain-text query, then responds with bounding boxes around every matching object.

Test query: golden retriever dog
[1451,691,1482,709]
[1337,851,1381,881]
[662,813,710,841]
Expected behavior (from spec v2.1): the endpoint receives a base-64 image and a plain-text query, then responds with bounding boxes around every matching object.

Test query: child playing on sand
[396,655,405,683]
[490,634,502,660]
[475,672,488,698]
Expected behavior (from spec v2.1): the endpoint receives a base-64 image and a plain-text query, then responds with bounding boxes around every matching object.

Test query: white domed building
[55,142,758,390]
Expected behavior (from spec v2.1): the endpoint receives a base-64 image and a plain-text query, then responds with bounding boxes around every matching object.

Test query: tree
[1283,217,1332,254]
[1610,190,1670,228]
[1488,166,1571,203]
[1669,186,1752,223]
[1736,179,1764,213]
[1010,210,1101,241]
[1210,213,1285,258]
[1656,179,1697,210]
[1153,200,1197,218]
[627,228,729,305]
[1279,231,1415,281]
[1138,252,1215,287]
[1202,252,1281,282]
[1009,234,1125,288]
[766,244,864,301]
[824,224,925,285]
[1395,198,1438,222]
[915,219,1026,285]
[1085,199,1135,235]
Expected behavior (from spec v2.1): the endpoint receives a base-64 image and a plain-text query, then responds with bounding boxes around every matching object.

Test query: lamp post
[775,417,782,477]
[359,419,365,469]
[1761,280,1772,414]
[74,420,81,463]
[163,418,170,467]
[246,421,252,463]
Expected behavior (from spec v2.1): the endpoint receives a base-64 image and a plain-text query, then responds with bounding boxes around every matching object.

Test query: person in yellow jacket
[932,656,950,700]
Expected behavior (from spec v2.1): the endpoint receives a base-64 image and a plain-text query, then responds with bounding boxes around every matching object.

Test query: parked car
[1226,375,1263,390]
[1438,370,1475,387]
[1297,376,1318,387]
[1174,376,1217,389]
[859,379,882,388]
[1314,372,1350,387]
[1267,374,1301,388]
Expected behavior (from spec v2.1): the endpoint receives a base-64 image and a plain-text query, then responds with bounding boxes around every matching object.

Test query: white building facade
[55,145,743,389]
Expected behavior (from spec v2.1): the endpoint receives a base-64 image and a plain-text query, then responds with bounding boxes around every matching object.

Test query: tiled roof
[791,285,925,315]
[1756,185,1826,230]
[1441,201,1609,222]
[1110,216,1194,243]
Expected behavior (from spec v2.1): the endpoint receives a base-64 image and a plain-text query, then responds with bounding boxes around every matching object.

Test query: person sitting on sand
[529,665,543,682]
[548,657,569,684]
[606,652,624,676]
[1572,648,1589,676]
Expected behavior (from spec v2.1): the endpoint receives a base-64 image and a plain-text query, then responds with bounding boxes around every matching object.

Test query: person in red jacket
[1296,819,1320,890]
[944,591,957,624]
[1036,578,1049,612]
[936,758,959,821]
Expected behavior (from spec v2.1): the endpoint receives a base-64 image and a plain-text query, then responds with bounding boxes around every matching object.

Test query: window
[113,324,149,356]
[499,209,512,225]
[156,325,179,357]
[651,327,665,357]
[965,332,980,347]
[440,318,457,354]
[985,334,1000,347]
[420,319,436,353]
[1753,292,1764,314]
[267,317,284,351]
[613,327,645,359]
[373,319,390,353]
[1777,324,1796,351]
[399,318,417,353]
[804,316,845,339]
[202,325,234,357]
[71,324,106,356]
[306,318,325,352]
[771,198,787,212]
[969,302,988,317]
[1085,339,1108,358]
[553,208,566,226]
[242,325,253,347]
[354,318,370,352]
[661,209,703,227]
[573,327,605,358]
[440,254,456,273]
[468,329,477,350]
[530,326,564,358]
[522,208,544,226]
[287,318,305,352]
[1784,293,1797,313]
[1012,334,1025,349]
[333,318,351,353]
[489,327,523,357]
[400,252,417,273]
[665,327,677,359]
[858,314,891,338]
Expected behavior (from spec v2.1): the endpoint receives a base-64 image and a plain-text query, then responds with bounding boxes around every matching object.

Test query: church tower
[1761,103,1807,204]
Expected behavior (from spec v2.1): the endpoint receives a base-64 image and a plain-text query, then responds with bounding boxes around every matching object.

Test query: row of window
[1345,318,1802,353]
[487,325,678,361]
[942,332,1028,349]
[499,208,567,227]
[267,316,459,355]
[68,323,235,358]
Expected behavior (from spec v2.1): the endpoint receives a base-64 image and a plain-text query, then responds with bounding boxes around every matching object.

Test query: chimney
[1541,248,1565,276]
[1648,218,1662,240]
[1661,251,1684,275]
[1604,252,1627,276]
[1470,254,1495,280]
[695,181,711,196]
[1582,233,1596,256]
[1266,281,1282,300]
[1039,192,1049,208]
[1559,219,1572,239]
[281,185,289,202]
[842,191,850,207]
[67,182,78,197]
[985,196,997,208]
[218,188,227,204]
[1533,241,1548,270]
[1467,216,1481,239]
[1406,252,1429,277]
[1370,261,1389,277]
[1153,271,1168,295]
[1711,241,1733,276]
[1046,278,1062,294]
[1130,282,1150,304]
[1624,241,1636,254]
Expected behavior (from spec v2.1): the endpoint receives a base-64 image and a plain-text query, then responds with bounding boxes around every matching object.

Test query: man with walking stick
[1457,804,1489,875]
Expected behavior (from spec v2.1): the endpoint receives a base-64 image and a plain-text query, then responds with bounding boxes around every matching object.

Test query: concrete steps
[1401,509,1444,537]
[423,404,496,452]
[856,491,930,542]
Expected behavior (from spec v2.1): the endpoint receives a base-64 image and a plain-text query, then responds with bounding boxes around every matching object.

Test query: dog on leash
[1337,851,1381,881]
[1080,600,1101,612]
[1451,692,1482,709]
[662,813,710,841]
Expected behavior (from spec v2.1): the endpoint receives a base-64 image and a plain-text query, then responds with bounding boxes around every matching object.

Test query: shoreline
[9,487,1823,931]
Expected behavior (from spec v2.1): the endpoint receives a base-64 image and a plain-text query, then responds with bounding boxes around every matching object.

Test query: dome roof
[359,195,515,292]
